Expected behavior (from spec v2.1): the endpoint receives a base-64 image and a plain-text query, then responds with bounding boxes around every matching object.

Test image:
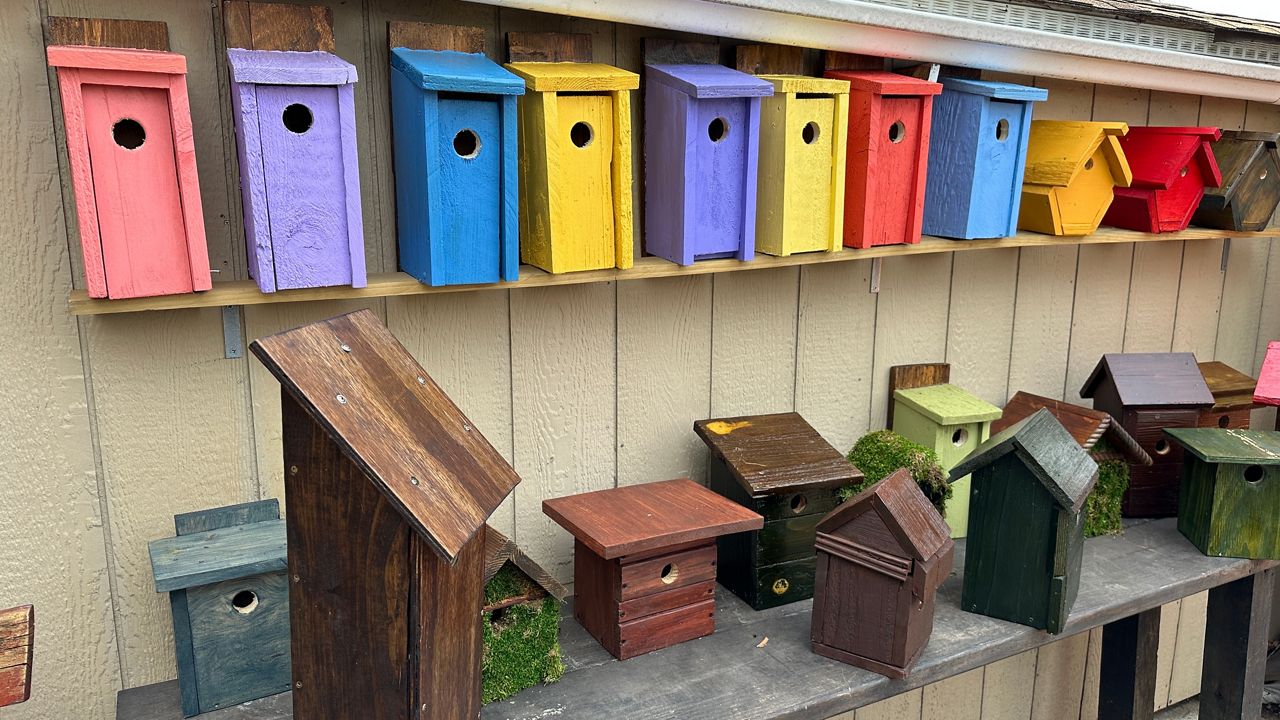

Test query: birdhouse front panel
[1169,428,1280,560]
[1193,130,1280,231]
[825,71,941,248]
[1104,126,1222,233]
[1197,361,1258,429]
[1020,121,1131,236]
[228,50,365,294]
[47,46,211,300]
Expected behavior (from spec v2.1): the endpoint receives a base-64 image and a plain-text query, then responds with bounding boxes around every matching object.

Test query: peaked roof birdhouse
[390,47,524,286]
[1198,361,1260,429]
[810,467,954,678]
[1193,130,1280,231]
[1167,428,1280,560]
[993,391,1152,466]
[250,309,521,719]
[1020,120,1133,236]
[1103,126,1222,233]
[923,77,1047,240]
[953,408,1098,634]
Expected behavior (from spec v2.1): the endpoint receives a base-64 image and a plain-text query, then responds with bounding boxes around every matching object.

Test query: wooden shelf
[69,227,1279,316]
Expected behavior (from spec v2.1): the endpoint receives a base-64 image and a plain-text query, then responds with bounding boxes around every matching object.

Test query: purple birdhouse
[228,49,366,293]
[644,64,773,265]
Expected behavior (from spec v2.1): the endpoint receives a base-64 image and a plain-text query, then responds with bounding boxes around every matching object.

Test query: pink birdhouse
[47,45,211,299]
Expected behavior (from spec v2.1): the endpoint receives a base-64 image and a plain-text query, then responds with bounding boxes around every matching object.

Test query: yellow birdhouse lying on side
[1019,121,1133,236]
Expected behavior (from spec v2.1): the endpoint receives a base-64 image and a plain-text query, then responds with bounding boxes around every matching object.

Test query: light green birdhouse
[892,384,1002,537]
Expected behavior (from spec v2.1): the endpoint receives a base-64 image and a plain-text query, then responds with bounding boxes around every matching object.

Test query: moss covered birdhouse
[842,429,951,517]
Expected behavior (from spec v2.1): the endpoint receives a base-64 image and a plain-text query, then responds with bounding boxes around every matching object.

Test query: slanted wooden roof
[823,69,941,96]
[1024,120,1131,188]
[951,408,1099,513]
[149,517,287,592]
[646,64,774,98]
[390,48,525,94]
[693,412,862,496]
[504,62,638,92]
[249,309,521,563]
[1204,131,1280,208]
[993,391,1151,466]
[1164,428,1280,465]
[1120,126,1222,190]
[483,525,567,600]
[227,48,358,85]
[893,384,1003,425]
[1256,341,1280,407]
[0,605,32,707]
[1080,352,1214,408]
[939,77,1047,102]
[1198,361,1259,413]
[758,74,850,96]
[816,468,951,562]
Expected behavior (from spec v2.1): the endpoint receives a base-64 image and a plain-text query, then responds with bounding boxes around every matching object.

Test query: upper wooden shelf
[69,227,1278,316]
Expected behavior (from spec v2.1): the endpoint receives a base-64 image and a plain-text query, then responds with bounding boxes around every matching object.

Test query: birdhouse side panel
[516,91,554,271]
[862,95,932,246]
[690,97,755,260]
[643,81,689,264]
[1153,159,1210,232]
[1105,189,1159,233]
[1046,507,1085,634]
[1207,463,1280,559]
[186,572,291,714]
[1176,456,1217,555]
[1018,184,1060,235]
[551,93,616,272]
[390,69,434,284]
[815,559,901,663]
[968,100,1033,239]
[754,95,790,256]
[432,95,504,284]
[1233,152,1280,230]
[230,82,275,291]
[922,91,980,239]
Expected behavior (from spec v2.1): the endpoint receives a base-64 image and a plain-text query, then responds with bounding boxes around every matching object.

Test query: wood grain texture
[1030,630,1090,720]
[48,16,169,50]
[506,32,591,63]
[223,2,335,52]
[1166,591,1208,705]
[1097,607,1160,720]
[735,44,805,75]
[695,412,860,495]
[982,651,1037,720]
[0,606,33,707]
[388,21,485,53]
[1200,569,1274,720]
[920,668,982,720]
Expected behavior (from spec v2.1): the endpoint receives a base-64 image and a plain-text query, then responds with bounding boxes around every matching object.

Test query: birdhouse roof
[816,468,952,562]
[951,408,1099,513]
[693,413,863,496]
[893,384,1003,425]
[1118,126,1222,191]
[482,525,567,600]
[249,309,521,564]
[758,74,850,96]
[1164,428,1280,465]
[504,62,638,92]
[47,45,186,74]
[227,49,358,86]
[823,69,941,96]
[1198,361,1259,412]
[991,391,1152,466]
[1080,352,1214,408]
[1203,130,1280,207]
[149,517,287,593]
[391,48,525,95]
[1255,341,1280,407]
[1023,120,1132,188]
[939,77,1048,102]
[646,63,775,99]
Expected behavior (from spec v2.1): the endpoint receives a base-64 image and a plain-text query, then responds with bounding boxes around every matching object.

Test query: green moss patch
[482,564,564,705]
[1084,449,1129,538]
[840,430,951,516]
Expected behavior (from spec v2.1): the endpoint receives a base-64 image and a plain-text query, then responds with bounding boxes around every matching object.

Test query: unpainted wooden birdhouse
[953,409,1099,634]
[1193,130,1280,231]
[1197,361,1259,430]
[1080,352,1214,517]
[753,75,850,256]
[922,78,1047,240]
[47,45,211,299]
[824,70,941,248]
[891,383,1003,538]
[644,64,773,265]
[1020,120,1133,235]
[1167,428,1280,560]
[543,478,761,660]
[250,309,521,719]
[1103,126,1222,233]
[390,48,524,286]
[228,49,366,293]
[694,413,863,610]
[810,468,954,679]
[504,62,638,273]
[148,500,289,717]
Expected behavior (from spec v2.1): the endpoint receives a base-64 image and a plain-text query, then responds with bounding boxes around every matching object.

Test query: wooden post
[1200,568,1275,720]
[1097,606,1161,720]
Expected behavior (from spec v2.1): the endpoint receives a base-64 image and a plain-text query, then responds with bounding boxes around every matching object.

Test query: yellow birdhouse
[506,62,638,273]
[754,75,850,256]
[1019,120,1133,236]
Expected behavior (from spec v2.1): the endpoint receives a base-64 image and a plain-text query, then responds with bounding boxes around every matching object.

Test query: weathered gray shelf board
[116,519,1274,720]
[73,227,1277,316]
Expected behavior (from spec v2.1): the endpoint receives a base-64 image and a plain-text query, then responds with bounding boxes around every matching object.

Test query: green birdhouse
[1166,428,1280,560]
[892,382,1002,538]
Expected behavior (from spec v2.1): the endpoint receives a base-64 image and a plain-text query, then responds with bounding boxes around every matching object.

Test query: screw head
[416,376,426,385]
[289,465,298,476]
[336,394,347,404]
[410,476,420,486]
[292,574,300,583]
[339,344,351,353]
[294,681,302,689]
[463,424,471,432]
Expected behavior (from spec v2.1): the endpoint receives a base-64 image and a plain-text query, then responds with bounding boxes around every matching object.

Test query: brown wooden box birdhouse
[810,468,953,679]
[250,309,521,720]
[694,413,863,610]
[1197,361,1259,430]
[1193,130,1280,232]
[1081,352,1213,518]
[993,391,1152,467]
[543,479,761,660]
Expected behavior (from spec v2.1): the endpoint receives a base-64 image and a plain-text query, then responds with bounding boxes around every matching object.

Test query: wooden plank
[1080,627,1105,720]
[1030,632,1090,720]
[1153,599,1182,711]
[1166,591,1208,705]
[641,38,718,65]
[387,21,485,53]
[1123,243,1183,353]
[223,2,335,52]
[0,606,32,707]
[855,689,920,720]
[1097,607,1160,720]
[919,668,982,720]
[1064,244,1133,401]
[47,17,169,50]
[1007,246,1080,400]
[1200,569,1274,720]
[149,519,286,591]
[1170,240,1224,357]
[735,44,805,75]
[710,268,799,417]
[982,651,1037,719]
[947,249,1018,406]
[874,254,954,427]
[505,31,591,62]
[885,363,951,430]
[411,534,484,719]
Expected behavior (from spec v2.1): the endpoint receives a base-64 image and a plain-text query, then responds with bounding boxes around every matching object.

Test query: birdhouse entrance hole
[888,121,906,144]
[952,428,969,447]
[995,119,1009,142]
[282,103,314,134]
[570,121,594,148]
[231,590,259,615]
[660,563,679,585]
[1244,465,1265,484]
[1218,414,1232,428]
[1084,158,1096,171]
[708,117,728,143]
[802,121,820,145]
[1154,439,1171,455]
[112,118,146,150]
[790,494,808,513]
[453,129,480,159]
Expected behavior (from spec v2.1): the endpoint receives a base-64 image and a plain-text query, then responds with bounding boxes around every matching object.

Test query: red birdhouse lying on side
[1103,126,1222,233]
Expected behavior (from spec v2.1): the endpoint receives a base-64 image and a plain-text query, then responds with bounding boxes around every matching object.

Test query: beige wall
[1,1,1278,719]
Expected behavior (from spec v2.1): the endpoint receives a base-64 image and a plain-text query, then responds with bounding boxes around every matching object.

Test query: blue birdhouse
[922,78,1047,240]
[390,48,525,286]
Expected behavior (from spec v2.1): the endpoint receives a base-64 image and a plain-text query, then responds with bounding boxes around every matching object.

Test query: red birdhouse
[1103,126,1222,233]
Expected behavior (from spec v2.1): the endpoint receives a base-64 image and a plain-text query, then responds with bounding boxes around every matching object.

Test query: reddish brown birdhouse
[250,309,521,720]
[810,468,954,679]
[1103,126,1222,233]
[1197,361,1259,430]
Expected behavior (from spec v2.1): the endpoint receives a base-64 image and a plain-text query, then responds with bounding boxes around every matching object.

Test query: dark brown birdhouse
[1197,361,1259,430]
[810,468,954,679]
[993,391,1152,467]
[250,309,521,720]
[1080,353,1213,517]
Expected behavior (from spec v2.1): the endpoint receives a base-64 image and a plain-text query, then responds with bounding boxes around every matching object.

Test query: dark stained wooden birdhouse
[993,391,1152,467]
[694,413,863,610]
[543,479,761,660]
[1193,130,1280,232]
[1198,361,1259,430]
[1167,428,1280,560]
[810,468,954,679]
[1103,126,1222,233]
[1080,352,1214,517]
[250,309,521,720]
[952,408,1098,634]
